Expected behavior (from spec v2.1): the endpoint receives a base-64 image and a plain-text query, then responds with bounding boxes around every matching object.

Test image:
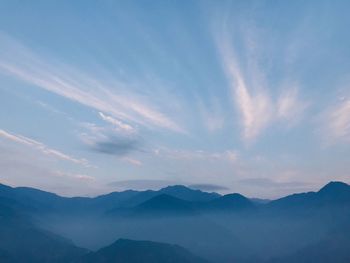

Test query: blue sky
[0,0,349,198]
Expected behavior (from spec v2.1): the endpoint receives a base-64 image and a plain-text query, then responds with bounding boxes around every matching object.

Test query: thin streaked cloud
[214,19,308,141]
[321,98,350,144]
[98,112,136,134]
[0,33,185,134]
[0,129,91,167]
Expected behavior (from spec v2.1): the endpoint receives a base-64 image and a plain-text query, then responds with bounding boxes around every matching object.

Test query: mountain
[268,224,350,263]
[0,196,87,263]
[159,185,220,202]
[2,181,350,263]
[106,185,220,209]
[317,181,350,203]
[0,184,219,215]
[133,194,197,216]
[77,239,209,263]
[0,248,14,263]
[268,181,350,213]
[201,193,255,212]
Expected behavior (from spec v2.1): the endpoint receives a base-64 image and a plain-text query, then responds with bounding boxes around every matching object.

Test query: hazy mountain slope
[159,185,219,202]
[132,194,197,216]
[200,193,255,211]
[77,239,209,263]
[2,181,350,263]
[268,181,350,211]
[268,224,350,263]
[0,197,87,263]
[0,184,219,214]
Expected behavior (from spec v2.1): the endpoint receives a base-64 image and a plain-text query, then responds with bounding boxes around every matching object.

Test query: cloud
[98,112,136,134]
[54,170,96,182]
[121,157,142,166]
[89,136,141,156]
[277,86,309,124]
[321,98,350,143]
[0,33,185,133]
[0,142,101,197]
[79,122,142,156]
[188,183,229,192]
[215,25,272,141]
[0,129,91,167]
[153,147,238,163]
[214,19,308,142]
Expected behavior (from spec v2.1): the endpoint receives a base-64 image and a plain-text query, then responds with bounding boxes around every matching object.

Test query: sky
[0,0,350,198]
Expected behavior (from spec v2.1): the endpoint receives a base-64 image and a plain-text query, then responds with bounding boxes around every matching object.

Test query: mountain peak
[159,185,219,202]
[319,181,350,194]
[160,185,192,192]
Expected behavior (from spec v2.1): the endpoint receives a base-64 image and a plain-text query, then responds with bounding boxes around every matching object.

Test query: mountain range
[0,181,350,262]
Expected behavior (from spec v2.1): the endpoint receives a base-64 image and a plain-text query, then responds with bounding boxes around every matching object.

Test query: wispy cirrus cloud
[214,19,308,142]
[0,33,185,134]
[0,129,91,167]
[153,147,238,163]
[54,170,95,182]
[320,98,350,144]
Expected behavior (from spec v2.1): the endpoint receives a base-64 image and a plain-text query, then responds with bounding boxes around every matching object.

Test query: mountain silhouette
[268,181,350,213]
[268,223,350,263]
[201,193,255,211]
[159,185,219,202]
[0,195,87,263]
[77,239,209,263]
[2,181,350,262]
[133,194,196,216]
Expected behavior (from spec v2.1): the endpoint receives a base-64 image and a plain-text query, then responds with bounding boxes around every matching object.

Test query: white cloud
[121,157,143,166]
[216,32,272,140]
[277,86,308,123]
[214,23,308,142]
[153,147,238,163]
[0,129,91,167]
[98,112,136,134]
[54,170,96,182]
[0,33,184,134]
[322,99,350,143]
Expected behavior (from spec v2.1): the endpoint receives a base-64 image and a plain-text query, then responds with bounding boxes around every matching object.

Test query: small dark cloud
[89,136,141,156]
[188,183,229,192]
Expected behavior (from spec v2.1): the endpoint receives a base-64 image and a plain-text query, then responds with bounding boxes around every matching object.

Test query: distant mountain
[0,184,219,215]
[268,181,350,213]
[0,248,14,263]
[0,196,87,263]
[159,185,220,202]
[133,194,197,216]
[268,224,350,263]
[201,193,255,212]
[108,185,220,209]
[317,181,350,203]
[77,239,209,263]
[250,198,271,204]
[2,181,350,262]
